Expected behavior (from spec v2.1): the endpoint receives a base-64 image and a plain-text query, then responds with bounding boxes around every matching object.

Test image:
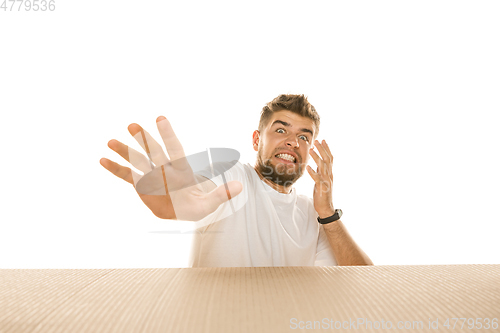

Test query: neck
[253,165,292,194]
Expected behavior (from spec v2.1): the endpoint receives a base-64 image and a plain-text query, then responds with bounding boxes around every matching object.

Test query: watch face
[338,209,343,218]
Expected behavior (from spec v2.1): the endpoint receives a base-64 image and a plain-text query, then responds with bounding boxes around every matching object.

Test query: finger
[321,140,334,181]
[314,140,332,164]
[108,139,155,174]
[128,123,169,167]
[205,180,243,212]
[100,158,134,185]
[309,148,326,176]
[306,165,321,183]
[322,140,333,160]
[314,140,333,178]
[155,117,190,170]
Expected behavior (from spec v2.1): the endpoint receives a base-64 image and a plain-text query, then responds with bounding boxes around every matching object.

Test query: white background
[1,0,499,268]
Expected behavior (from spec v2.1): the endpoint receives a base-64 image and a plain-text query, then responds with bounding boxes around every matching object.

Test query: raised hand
[100,116,243,221]
[307,139,336,218]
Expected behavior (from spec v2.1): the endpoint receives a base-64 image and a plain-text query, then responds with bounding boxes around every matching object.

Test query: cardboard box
[1,265,498,332]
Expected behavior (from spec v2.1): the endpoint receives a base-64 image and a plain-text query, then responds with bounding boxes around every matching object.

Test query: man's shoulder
[214,160,252,177]
[296,193,314,205]
[196,160,251,186]
[210,160,244,175]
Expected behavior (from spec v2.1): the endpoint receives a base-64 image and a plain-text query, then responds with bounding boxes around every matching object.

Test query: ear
[252,130,260,152]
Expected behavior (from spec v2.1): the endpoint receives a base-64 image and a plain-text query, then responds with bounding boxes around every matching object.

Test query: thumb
[205,180,243,211]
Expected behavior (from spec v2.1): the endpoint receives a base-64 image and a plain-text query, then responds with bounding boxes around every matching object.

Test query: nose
[285,135,299,149]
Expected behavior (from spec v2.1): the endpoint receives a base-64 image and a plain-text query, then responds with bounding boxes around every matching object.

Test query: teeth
[276,153,296,162]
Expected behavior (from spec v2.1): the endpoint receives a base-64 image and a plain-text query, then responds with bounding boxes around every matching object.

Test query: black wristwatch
[317,209,343,224]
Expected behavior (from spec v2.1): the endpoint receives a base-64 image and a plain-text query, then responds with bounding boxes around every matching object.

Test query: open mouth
[275,153,296,164]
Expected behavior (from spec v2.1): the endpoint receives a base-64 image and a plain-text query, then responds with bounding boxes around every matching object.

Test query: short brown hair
[258,94,320,137]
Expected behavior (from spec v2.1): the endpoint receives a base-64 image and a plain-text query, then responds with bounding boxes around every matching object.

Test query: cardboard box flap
[1,265,499,332]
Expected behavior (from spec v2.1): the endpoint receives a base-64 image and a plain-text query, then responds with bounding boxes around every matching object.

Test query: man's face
[253,110,316,187]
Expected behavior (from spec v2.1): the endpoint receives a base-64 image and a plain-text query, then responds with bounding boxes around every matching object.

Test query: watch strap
[317,209,343,224]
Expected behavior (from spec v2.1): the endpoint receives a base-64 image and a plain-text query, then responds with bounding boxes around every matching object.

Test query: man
[100,94,373,267]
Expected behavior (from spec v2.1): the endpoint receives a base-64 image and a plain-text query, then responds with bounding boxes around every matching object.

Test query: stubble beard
[255,147,304,188]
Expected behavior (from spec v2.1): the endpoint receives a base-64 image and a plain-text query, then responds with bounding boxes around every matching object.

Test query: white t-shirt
[187,161,338,267]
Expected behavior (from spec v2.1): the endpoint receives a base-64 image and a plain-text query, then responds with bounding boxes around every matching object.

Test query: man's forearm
[323,220,373,266]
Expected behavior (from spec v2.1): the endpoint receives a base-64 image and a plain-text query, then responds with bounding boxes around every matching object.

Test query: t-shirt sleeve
[314,224,338,266]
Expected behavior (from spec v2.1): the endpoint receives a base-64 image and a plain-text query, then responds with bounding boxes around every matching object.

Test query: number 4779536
[1,0,56,11]
[443,318,498,330]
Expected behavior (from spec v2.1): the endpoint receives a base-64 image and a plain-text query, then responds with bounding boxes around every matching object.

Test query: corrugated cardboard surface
[1,265,499,332]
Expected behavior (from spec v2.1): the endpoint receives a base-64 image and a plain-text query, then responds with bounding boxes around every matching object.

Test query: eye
[276,128,285,134]
[299,135,309,142]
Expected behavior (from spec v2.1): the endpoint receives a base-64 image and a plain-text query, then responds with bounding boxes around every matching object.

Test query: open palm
[100,116,242,221]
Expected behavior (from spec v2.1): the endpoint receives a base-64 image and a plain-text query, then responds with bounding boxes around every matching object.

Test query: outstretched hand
[100,116,242,221]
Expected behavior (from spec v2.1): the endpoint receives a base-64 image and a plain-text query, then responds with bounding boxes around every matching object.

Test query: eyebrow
[271,120,314,136]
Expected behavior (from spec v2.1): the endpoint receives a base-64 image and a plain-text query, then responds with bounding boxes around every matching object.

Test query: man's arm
[308,139,373,266]
[322,218,373,266]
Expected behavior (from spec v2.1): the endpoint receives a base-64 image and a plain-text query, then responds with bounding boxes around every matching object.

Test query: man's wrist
[318,208,336,219]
